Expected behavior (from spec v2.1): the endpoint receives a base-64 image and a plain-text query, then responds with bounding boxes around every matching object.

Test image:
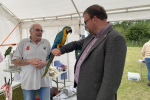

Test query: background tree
[112,20,150,41]
[126,20,150,41]
[112,21,134,39]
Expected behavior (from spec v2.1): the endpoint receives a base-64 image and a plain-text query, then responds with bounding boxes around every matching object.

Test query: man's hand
[29,58,41,65]
[29,59,45,69]
[51,48,61,56]
[34,60,45,69]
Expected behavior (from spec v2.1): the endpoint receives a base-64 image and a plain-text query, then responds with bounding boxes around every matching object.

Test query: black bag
[50,87,58,99]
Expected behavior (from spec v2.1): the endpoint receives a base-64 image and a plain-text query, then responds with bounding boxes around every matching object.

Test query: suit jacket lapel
[82,34,94,50]
[82,25,113,63]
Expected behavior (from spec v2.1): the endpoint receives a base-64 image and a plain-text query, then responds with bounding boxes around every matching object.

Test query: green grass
[126,40,147,47]
[0,47,149,100]
[0,86,24,100]
[118,47,150,100]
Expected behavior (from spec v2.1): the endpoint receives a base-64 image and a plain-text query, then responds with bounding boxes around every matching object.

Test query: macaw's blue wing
[42,26,72,78]
[54,31,63,45]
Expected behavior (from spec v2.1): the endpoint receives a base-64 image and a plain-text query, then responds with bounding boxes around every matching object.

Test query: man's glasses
[84,17,93,25]
[32,29,44,33]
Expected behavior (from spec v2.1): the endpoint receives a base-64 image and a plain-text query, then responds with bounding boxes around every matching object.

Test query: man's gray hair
[30,23,40,32]
[30,24,34,30]
[30,24,35,32]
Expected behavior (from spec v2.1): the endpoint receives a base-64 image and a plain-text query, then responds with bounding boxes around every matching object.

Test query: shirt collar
[93,22,111,38]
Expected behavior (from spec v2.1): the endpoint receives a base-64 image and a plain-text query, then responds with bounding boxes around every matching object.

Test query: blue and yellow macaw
[42,26,72,78]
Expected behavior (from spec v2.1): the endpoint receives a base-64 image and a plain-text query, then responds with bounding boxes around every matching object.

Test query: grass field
[118,47,150,100]
[0,47,149,100]
[0,86,24,100]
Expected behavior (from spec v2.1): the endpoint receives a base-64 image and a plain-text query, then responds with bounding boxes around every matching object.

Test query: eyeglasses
[32,29,44,33]
[84,17,93,25]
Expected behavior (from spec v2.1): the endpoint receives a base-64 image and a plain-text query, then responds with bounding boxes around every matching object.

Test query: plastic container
[128,72,141,81]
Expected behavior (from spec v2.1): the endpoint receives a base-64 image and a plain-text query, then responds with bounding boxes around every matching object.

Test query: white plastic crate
[128,72,141,81]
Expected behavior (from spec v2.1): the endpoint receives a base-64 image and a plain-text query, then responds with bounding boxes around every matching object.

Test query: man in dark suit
[52,4,127,100]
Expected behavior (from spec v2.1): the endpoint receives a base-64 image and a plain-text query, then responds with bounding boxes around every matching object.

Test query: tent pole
[66,36,70,82]
[71,0,81,25]
[71,0,82,40]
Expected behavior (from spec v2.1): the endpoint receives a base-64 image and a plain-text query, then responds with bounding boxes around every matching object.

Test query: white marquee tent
[0,0,150,93]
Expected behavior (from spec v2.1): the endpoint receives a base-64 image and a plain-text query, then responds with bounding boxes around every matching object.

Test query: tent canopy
[0,0,150,22]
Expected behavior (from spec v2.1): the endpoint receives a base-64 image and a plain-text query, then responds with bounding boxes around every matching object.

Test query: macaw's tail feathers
[41,54,55,78]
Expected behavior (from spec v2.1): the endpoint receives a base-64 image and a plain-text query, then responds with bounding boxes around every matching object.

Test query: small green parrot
[4,46,12,58]
[42,26,72,78]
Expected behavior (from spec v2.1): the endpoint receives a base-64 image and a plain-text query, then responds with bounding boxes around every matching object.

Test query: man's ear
[29,30,32,36]
[93,16,97,23]
[30,28,34,32]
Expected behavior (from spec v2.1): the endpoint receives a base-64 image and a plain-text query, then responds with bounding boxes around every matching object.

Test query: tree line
[112,20,150,42]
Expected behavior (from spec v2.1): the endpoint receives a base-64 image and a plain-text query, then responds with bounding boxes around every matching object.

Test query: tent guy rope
[0,21,21,47]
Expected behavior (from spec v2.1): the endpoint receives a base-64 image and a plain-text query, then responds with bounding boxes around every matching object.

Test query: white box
[128,72,141,81]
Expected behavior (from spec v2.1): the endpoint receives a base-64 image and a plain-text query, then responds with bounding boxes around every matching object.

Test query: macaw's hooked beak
[66,27,72,34]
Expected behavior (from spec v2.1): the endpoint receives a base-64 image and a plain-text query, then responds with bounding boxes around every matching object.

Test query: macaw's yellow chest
[57,28,68,48]
[60,29,67,46]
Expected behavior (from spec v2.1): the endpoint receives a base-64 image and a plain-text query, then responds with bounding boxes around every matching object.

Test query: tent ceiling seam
[110,18,150,22]
[21,4,150,22]
[21,8,150,22]
[0,3,19,21]
[106,4,150,12]
[1,3,148,22]
[21,13,81,22]
[107,8,150,15]
[43,18,45,22]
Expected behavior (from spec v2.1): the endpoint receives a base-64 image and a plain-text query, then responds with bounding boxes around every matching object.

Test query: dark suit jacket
[60,25,127,100]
